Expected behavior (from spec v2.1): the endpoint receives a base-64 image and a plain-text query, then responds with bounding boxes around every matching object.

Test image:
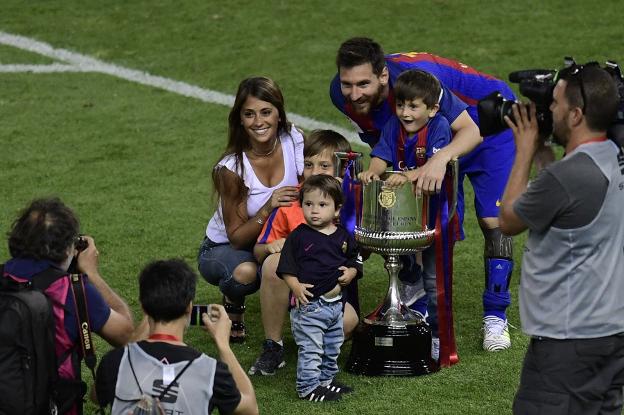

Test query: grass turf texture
[1,1,622,414]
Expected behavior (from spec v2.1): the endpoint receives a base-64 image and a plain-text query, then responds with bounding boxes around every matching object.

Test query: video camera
[478,57,624,146]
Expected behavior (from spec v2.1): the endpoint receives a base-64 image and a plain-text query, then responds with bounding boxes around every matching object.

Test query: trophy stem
[387,255,402,313]
[363,255,425,325]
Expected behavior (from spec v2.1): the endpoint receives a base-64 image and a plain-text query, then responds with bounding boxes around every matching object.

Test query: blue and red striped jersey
[330,52,516,147]
[371,114,451,171]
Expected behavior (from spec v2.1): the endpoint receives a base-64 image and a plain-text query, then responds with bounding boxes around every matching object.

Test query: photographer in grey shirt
[499,64,624,414]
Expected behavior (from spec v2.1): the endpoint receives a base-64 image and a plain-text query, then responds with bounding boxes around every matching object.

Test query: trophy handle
[334,151,363,178]
[447,159,459,220]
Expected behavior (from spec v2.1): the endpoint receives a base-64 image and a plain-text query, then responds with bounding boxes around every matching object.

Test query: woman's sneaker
[301,385,342,402]
[248,339,286,375]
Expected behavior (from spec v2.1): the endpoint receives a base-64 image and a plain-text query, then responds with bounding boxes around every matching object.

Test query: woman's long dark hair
[212,77,290,215]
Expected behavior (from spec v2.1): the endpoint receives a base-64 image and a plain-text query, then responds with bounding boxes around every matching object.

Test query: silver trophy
[344,160,458,376]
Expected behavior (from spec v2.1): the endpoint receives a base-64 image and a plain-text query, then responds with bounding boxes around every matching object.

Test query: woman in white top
[198,77,303,342]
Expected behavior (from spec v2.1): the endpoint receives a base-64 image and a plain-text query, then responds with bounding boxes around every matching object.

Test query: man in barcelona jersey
[330,37,516,352]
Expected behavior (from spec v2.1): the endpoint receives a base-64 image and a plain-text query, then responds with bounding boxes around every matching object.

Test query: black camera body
[477,57,624,146]
[478,69,556,137]
[75,236,88,252]
[68,236,89,274]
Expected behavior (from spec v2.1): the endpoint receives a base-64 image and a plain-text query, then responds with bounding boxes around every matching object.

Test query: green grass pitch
[1,1,622,413]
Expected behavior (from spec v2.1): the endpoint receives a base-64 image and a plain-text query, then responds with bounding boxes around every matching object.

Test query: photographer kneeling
[1,197,134,414]
[499,65,624,414]
[94,259,258,415]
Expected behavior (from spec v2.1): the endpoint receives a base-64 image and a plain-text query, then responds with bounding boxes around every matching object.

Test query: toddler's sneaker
[482,316,511,351]
[301,385,342,402]
[248,339,286,375]
[324,379,353,394]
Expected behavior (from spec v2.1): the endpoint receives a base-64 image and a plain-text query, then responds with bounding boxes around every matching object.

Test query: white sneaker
[482,316,511,351]
[431,337,440,361]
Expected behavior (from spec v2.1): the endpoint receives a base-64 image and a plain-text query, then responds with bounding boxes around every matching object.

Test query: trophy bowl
[355,174,435,255]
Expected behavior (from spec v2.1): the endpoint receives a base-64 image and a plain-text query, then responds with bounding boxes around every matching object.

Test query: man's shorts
[458,129,515,219]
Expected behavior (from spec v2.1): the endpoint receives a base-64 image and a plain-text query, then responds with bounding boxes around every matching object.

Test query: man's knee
[478,216,501,232]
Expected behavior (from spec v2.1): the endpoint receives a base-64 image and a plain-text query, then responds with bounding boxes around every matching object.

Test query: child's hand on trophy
[358,170,380,184]
[384,172,409,188]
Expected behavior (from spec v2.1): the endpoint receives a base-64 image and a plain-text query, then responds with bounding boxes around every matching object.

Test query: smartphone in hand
[189,304,210,325]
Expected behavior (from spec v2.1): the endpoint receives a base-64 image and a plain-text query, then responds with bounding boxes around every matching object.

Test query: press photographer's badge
[162,361,175,386]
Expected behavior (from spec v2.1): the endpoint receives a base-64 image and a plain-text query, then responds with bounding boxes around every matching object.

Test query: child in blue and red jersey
[359,69,454,361]
[358,69,452,185]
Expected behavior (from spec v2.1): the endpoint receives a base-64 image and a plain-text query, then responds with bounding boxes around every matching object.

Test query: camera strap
[68,273,105,414]
[69,273,96,371]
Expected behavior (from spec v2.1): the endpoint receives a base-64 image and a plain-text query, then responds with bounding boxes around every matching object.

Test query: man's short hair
[336,37,386,76]
[561,65,618,132]
[394,69,442,108]
[299,174,344,208]
[8,197,79,263]
[304,129,352,159]
[139,259,197,323]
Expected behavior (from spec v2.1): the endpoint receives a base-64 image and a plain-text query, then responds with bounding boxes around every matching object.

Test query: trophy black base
[345,320,439,376]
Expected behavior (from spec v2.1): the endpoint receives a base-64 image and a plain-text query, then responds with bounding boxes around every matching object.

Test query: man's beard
[551,120,569,147]
[348,83,385,115]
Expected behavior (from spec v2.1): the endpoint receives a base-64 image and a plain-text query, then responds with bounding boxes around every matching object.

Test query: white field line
[0,31,358,143]
[0,63,91,73]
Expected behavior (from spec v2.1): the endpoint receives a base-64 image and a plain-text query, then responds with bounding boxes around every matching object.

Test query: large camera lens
[477,92,515,137]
